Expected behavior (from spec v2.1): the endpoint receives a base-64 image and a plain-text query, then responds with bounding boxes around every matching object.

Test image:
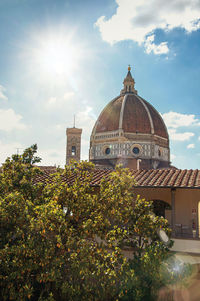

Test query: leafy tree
[0,145,187,301]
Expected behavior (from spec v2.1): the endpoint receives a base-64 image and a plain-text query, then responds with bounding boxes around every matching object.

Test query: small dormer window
[72,146,76,156]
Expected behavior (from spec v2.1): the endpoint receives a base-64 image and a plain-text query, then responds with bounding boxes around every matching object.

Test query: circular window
[105,147,110,155]
[132,147,140,155]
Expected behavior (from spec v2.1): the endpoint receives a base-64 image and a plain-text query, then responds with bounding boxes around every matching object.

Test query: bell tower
[66,120,82,165]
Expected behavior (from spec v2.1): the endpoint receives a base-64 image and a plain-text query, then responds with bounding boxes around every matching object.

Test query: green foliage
[0,145,189,300]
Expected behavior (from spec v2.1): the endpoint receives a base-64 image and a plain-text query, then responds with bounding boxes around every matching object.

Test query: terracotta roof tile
[132,170,149,184]
[95,96,123,133]
[160,170,172,186]
[167,170,181,187]
[143,99,168,139]
[94,93,169,139]
[122,95,151,133]
[34,166,200,189]
[196,170,200,187]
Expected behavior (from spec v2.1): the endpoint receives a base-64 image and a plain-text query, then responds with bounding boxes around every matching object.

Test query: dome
[94,94,168,139]
[90,67,170,170]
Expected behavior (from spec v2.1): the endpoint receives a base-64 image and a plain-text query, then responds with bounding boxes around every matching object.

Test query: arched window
[71,146,76,156]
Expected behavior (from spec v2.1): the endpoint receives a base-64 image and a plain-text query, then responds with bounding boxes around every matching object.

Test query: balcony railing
[171,224,200,239]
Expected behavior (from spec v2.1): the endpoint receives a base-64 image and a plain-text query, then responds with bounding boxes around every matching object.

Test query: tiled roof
[35,167,200,189]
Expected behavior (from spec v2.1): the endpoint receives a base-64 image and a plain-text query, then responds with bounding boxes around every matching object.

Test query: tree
[0,145,186,301]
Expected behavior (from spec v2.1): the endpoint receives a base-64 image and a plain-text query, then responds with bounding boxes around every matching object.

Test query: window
[132,147,140,155]
[71,146,76,156]
[105,147,110,155]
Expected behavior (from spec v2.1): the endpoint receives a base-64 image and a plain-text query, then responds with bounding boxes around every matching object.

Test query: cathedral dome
[90,67,170,170]
[94,93,168,139]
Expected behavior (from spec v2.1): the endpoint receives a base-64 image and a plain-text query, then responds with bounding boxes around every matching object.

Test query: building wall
[134,187,200,235]
[175,189,200,230]
[89,130,170,169]
[134,187,172,205]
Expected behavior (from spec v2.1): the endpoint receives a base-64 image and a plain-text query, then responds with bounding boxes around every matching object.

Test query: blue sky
[0,0,200,169]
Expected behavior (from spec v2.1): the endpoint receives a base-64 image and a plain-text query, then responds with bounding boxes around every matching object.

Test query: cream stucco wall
[134,187,200,235]
[134,187,171,205]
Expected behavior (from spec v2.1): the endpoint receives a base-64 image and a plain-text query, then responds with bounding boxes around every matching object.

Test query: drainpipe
[137,159,141,170]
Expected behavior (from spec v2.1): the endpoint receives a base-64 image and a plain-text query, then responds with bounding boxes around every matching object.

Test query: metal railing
[171,224,200,239]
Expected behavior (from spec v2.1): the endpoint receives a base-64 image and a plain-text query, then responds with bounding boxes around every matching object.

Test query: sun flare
[24,27,84,82]
[36,36,79,76]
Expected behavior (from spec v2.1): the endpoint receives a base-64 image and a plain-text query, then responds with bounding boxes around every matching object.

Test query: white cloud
[63,92,75,100]
[52,106,96,133]
[0,141,24,165]
[168,129,194,141]
[76,107,96,161]
[47,97,57,106]
[162,111,200,128]
[187,143,195,149]
[95,0,200,54]
[37,148,65,167]
[55,124,63,130]
[171,154,176,160]
[0,109,26,131]
[46,91,75,108]
[0,85,8,101]
[76,106,96,130]
[144,34,169,55]
[198,136,200,141]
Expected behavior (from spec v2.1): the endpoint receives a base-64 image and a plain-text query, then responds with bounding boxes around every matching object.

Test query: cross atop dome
[121,65,137,95]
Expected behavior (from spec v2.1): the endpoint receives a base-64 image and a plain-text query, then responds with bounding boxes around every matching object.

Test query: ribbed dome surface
[95,96,123,132]
[95,93,168,139]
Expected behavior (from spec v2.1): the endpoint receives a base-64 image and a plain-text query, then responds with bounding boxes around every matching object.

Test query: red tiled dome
[90,68,170,170]
[94,93,168,139]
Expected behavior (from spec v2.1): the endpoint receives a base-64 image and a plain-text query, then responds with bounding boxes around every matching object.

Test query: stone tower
[66,127,82,165]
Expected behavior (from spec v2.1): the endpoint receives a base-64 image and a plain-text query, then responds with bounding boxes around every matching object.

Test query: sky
[0,0,200,169]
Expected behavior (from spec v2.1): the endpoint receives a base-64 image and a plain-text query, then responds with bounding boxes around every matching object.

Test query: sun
[36,35,79,76]
[24,27,84,82]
